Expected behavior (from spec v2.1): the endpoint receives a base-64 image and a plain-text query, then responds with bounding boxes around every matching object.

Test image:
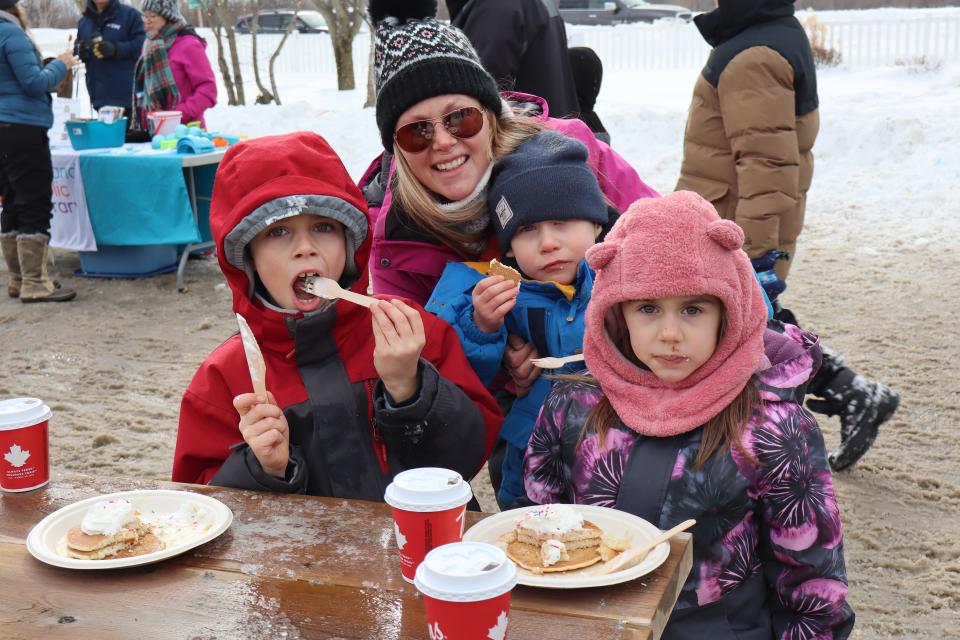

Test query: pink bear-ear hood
[582,191,768,437]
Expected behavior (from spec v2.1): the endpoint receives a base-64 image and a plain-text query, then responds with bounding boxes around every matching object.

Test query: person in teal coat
[0,0,78,302]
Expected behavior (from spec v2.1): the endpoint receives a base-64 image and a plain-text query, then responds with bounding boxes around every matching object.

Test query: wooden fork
[303,276,376,309]
[530,354,586,369]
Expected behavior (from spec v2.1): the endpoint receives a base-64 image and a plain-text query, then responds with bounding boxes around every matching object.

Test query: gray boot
[0,231,20,298]
[16,233,76,303]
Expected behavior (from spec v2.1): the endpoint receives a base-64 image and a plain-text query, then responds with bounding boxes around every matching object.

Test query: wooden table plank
[0,543,650,640]
[1,475,689,639]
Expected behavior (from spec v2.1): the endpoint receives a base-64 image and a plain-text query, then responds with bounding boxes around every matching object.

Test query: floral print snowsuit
[523,323,854,639]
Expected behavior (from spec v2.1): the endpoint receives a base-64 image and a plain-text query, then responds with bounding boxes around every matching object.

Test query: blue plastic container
[77,244,178,278]
[66,119,127,151]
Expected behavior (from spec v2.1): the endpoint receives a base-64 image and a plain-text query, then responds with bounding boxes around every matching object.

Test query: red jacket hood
[210,132,374,360]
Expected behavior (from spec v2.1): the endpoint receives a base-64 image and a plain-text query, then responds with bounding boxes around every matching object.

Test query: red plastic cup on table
[0,398,52,492]
[415,541,518,640]
[384,467,473,583]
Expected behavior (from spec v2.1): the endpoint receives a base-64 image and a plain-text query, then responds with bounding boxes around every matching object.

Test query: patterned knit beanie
[369,0,503,151]
[583,191,768,437]
[489,131,607,253]
[141,0,183,23]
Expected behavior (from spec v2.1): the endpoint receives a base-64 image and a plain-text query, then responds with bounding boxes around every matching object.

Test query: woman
[363,0,659,494]
[362,0,657,308]
[132,0,216,133]
[0,0,77,302]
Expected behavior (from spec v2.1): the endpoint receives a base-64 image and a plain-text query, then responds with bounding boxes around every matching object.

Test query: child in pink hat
[522,191,853,638]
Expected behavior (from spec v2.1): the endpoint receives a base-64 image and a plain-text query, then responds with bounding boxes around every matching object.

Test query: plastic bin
[77,244,178,278]
[66,119,126,151]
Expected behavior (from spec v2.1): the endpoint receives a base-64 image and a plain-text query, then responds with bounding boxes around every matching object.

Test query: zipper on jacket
[365,379,390,474]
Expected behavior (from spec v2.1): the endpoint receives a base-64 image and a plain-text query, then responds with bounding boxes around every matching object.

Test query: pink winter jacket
[358,92,660,306]
[167,34,216,126]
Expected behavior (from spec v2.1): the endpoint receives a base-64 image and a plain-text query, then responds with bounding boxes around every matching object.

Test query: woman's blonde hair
[571,303,760,469]
[6,3,28,29]
[392,106,544,259]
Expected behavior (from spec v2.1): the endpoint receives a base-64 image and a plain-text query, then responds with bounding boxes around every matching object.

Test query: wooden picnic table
[0,474,692,640]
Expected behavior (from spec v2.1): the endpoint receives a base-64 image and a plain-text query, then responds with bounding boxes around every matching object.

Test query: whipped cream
[139,503,213,548]
[80,499,139,535]
[540,540,568,567]
[517,504,584,537]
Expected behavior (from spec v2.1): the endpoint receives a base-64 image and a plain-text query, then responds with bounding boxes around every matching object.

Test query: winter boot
[0,231,20,297]
[16,233,76,303]
[806,346,900,471]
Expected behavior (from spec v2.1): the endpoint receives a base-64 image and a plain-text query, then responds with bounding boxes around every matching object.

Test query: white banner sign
[50,153,97,252]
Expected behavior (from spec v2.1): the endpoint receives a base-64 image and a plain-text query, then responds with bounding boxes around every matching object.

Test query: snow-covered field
[9,10,960,638]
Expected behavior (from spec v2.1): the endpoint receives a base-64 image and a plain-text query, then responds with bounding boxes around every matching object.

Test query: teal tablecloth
[75,149,211,246]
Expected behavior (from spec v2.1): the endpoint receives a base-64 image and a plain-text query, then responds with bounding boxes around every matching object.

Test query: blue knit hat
[489,131,608,253]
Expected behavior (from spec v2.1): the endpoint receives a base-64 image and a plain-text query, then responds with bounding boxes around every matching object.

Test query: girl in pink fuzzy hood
[522,191,854,639]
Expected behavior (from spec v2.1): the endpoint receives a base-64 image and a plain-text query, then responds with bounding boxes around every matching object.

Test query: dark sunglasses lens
[444,107,484,138]
[395,120,433,153]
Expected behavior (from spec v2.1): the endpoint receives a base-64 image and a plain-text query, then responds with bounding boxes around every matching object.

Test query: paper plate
[26,489,233,570]
[463,504,669,589]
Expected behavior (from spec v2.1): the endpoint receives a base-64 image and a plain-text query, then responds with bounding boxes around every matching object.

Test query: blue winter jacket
[0,14,67,128]
[76,0,144,110]
[426,260,594,504]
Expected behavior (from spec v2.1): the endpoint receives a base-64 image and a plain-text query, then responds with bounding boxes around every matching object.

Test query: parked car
[235,10,328,34]
[559,0,694,26]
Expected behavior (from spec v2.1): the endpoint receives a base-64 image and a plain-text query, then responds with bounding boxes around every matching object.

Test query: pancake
[65,521,147,552]
[488,259,522,282]
[505,540,602,573]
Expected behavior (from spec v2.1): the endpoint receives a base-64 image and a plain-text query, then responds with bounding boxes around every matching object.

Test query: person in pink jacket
[362,0,657,310]
[363,0,659,496]
[132,0,216,131]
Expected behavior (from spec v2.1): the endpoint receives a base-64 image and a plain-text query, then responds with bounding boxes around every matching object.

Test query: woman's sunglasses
[393,106,487,154]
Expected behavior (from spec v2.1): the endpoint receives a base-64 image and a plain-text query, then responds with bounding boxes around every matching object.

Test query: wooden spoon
[589,519,696,576]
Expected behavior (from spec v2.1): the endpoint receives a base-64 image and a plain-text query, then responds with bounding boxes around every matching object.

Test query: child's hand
[472,275,519,334]
[371,299,426,404]
[233,391,289,478]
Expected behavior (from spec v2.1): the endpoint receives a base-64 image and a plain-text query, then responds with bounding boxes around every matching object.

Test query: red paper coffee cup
[415,542,518,640]
[384,468,473,583]
[0,398,52,492]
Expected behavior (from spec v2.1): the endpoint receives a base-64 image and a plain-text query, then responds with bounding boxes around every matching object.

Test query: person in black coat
[448,0,579,119]
[75,0,144,115]
[568,46,609,144]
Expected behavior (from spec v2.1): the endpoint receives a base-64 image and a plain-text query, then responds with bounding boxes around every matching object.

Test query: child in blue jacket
[426,130,609,509]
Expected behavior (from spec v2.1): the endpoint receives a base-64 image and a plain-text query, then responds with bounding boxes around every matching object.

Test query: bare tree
[248,2,276,104]
[363,20,375,108]
[204,0,246,105]
[267,2,305,106]
[311,0,366,91]
[23,0,80,28]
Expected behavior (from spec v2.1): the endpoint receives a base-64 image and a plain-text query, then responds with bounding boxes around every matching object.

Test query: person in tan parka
[676,0,899,472]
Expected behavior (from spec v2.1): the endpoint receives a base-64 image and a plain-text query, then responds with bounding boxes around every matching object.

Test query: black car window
[559,0,586,8]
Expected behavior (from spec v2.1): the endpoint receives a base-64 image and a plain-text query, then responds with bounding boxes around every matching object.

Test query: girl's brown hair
[575,304,760,469]
[392,106,544,259]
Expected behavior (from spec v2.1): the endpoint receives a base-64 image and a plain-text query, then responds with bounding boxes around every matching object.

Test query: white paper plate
[26,489,233,570]
[463,504,669,589]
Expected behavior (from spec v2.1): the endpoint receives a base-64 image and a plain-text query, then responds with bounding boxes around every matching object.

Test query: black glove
[93,40,117,60]
[751,250,787,302]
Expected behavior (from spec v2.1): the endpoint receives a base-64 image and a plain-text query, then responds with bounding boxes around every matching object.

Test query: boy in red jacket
[172,132,502,499]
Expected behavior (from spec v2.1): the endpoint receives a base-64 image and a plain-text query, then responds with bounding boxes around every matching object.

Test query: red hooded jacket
[172,132,502,498]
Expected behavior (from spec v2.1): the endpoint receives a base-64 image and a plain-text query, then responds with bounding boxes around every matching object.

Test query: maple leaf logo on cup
[4,444,30,468]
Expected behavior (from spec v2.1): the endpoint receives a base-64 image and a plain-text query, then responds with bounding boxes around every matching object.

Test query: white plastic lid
[0,398,52,431]
[415,542,517,602]
[384,467,473,512]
